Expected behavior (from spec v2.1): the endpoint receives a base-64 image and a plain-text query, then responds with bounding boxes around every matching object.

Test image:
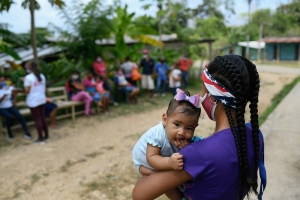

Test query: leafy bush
[2,69,26,88]
[39,56,84,87]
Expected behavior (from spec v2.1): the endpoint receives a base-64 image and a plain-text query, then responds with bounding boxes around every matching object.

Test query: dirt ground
[0,72,297,200]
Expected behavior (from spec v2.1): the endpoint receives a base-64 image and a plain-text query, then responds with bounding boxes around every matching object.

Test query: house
[220,41,265,61]
[263,37,300,61]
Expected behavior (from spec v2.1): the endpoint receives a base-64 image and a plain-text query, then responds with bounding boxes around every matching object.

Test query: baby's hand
[168,153,184,170]
[174,139,190,150]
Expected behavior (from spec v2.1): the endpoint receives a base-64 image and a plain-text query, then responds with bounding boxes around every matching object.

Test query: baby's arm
[146,144,184,171]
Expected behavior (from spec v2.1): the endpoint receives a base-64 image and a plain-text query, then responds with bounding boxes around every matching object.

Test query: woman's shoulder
[181,129,233,155]
[40,73,46,80]
[24,73,33,78]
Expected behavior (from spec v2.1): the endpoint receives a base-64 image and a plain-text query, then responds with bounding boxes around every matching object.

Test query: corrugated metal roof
[219,41,265,50]
[0,44,62,68]
[95,34,178,45]
[263,37,300,43]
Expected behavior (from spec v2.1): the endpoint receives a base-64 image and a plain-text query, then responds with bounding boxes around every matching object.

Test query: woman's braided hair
[207,55,260,199]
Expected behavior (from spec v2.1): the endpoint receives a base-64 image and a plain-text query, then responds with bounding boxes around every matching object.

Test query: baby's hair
[166,90,201,119]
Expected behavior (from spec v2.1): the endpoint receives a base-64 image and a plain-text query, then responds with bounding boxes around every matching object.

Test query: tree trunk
[29,0,38,64]
[246,2,251,59]
[157,2,163,57]
[158,19,163,57]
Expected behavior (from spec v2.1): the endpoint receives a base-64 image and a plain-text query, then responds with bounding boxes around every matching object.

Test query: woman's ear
[210,95,217,102]
[162,113,167,127]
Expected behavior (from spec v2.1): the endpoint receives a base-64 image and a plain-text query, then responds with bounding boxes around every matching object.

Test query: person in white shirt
[0,82,31,140]
[24,60,48,144]
[114,67,140,104]
[168,63,182,96]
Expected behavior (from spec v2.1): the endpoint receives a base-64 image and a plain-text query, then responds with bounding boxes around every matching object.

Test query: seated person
[4,75,13,86]
[95,75,110,114]
[0,81,31,140]
[45,97,59,129]
[83,71,101,103]
[68,70,94,117]
[114,67,140,104]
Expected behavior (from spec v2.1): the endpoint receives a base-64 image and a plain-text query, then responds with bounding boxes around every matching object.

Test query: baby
[132,88,202,198]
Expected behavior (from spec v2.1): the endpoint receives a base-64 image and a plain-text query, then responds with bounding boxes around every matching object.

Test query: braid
[225,106,243,199]
[239,57,261,196]
[215,56,252,198]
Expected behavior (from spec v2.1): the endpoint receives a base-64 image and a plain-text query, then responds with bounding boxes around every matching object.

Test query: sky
[0,0,290,34]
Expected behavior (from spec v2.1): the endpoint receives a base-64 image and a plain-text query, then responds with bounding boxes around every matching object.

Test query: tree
[111,4,163,63]
[52,0,114,68]
[140,0,173,56]
[0,0,65,63]
[275,0,300,36]
[192,0,234,20]
[0,23,28,60]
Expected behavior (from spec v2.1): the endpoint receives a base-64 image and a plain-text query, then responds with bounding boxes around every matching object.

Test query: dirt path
[0,71,297,200]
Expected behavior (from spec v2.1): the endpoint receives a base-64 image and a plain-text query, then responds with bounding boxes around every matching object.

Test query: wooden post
[258,23,263,63]
[298,43,300,63]
[208,42,212,62]
[277,44,280,62]
[72,106,75,120]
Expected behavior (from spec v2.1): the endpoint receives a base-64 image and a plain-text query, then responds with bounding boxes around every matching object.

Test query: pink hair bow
[174,88,201,108]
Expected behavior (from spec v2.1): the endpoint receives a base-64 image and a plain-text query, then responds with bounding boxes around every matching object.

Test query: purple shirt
[180,126,263,200]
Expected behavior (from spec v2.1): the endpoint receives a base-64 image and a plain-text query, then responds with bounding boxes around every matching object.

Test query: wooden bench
[0,86,98,133]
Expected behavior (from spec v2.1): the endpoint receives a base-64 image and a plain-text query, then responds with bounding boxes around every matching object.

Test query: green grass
[259,76,300,125]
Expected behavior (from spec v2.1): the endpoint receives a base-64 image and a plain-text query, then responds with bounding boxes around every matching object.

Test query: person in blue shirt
[154,57,169,97]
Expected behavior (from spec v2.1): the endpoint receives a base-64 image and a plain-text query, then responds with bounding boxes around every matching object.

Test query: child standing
[95,76,110,114]
[169,63,182,96]
[132,88,202,199]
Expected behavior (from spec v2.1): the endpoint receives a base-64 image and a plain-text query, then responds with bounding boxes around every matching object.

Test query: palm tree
[141,0,169,56]
[0,24,26,60]
[0,0,65,63]
[111,5,163,64]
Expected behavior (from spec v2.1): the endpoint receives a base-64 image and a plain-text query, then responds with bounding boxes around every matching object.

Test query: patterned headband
[202,68,236,108]
[174,88,201,108]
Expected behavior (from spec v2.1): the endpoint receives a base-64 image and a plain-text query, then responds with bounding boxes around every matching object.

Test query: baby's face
[162,108,199,149]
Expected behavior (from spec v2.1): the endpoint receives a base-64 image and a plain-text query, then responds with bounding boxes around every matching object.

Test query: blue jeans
[181,71,189,89]
[103,79,115,103]
[154,78,166,94]
[0,106,29,136]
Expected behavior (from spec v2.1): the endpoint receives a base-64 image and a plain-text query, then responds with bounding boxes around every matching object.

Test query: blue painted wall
[280,43,296,60]
[266,44,274,60]
[265,43,300,60]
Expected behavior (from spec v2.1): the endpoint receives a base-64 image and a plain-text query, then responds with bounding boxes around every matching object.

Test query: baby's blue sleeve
[145,129,164,148]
